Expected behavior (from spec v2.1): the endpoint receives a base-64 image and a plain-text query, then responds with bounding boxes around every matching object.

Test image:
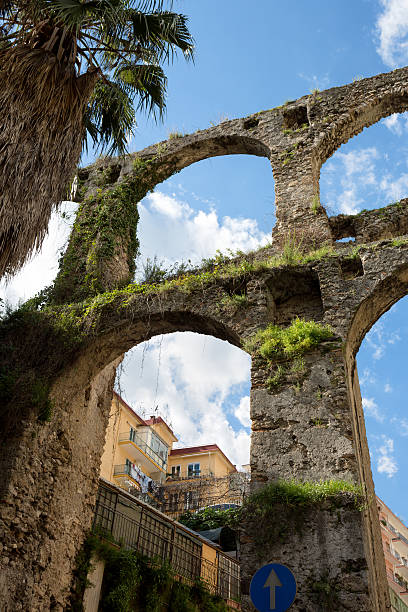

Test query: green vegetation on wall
[245,317,334,362]
[70,533,229,612]
[240,479,365,554]
[51,154,172,305]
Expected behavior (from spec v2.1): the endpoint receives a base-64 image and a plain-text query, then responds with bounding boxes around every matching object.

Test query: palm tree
[0,0,193,277]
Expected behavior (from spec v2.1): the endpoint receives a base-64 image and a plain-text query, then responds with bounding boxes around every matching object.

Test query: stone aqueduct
[3,67,408,610]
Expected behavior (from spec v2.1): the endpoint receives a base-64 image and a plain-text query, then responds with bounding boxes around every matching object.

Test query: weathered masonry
[2,66,408,611]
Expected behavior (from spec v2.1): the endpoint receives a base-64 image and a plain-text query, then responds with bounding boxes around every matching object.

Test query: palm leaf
[126,10,194,62]
[85,79,135,155]
[116,62,166,117]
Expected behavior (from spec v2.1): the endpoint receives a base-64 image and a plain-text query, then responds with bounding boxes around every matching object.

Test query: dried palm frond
[0,45,98,275]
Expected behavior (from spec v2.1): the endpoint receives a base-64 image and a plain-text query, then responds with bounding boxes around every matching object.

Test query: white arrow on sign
[263,568,282,610]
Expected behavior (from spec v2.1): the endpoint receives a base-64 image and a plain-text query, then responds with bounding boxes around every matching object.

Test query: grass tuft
[247,479,364,511]
[245,317,334,361]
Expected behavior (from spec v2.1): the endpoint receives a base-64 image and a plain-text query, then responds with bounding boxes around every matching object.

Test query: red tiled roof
[170,444,237,471]
[144,416,177,441]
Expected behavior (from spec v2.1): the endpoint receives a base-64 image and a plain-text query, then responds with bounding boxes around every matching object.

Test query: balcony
[118,430,167,471]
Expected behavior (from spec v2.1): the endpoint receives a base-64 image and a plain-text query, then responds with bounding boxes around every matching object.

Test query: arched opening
[136,153,275,278]
[101,331,251,514]
[88,324,251,607]
[320,113,408,220]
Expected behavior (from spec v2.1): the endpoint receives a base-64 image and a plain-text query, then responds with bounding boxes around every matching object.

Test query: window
[171,465,181,478]
[188,463,200,477]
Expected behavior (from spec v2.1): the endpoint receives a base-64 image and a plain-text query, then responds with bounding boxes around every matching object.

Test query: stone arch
[126,132,272,184]
[62,127,274,304]
[67,307,243,395]
[339,259,408,612]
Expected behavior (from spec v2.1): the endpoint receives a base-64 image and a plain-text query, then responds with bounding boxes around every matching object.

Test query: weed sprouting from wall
[245,317,334,362]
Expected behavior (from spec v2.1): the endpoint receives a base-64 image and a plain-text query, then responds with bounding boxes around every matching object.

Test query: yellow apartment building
[100,393,249,517]
[100,392,177,496]
[167,443,237,480]
[163,444,249,518]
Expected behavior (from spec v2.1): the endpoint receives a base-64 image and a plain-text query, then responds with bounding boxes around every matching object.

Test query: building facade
[163,444,249,518]
[377,496,408,612]
[100,394,249,517]
[100,392,177,497]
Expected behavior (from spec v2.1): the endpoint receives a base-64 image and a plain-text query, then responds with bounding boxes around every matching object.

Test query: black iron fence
[158,492,244,519]
[93,481,240,603]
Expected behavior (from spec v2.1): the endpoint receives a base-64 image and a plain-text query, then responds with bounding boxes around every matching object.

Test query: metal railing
[166,469,215,481]
[118,431,167,470]
[159,494,244,519]
[93,483,240,603]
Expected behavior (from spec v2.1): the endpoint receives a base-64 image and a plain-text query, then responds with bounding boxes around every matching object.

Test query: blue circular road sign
[250,563,296,612]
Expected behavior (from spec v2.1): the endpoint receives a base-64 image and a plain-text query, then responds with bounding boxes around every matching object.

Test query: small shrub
[178,507,240,531]
[141,256,167,284]
[220,293,248,310]
[247,317,334,361]
[246,479,363,512]
[281,233,304,265]
[291,356,305,374]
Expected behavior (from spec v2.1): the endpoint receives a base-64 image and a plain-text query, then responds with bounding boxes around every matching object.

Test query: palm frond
[116,61,166,117]
[85,79,135,155]
[126,10,194,62]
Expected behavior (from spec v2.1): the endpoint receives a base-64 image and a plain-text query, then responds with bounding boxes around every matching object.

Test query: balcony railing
[167,469,215,481]
[119,431,167,470]
[93,482,241,604]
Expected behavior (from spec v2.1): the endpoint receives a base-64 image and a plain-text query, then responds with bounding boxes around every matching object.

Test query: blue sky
[2,0,408,518]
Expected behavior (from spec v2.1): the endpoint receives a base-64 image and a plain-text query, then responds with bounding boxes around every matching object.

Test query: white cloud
[234,396,251,429]
[117,332,251,469]
[377,435,398,477]
[0,201,78,306]
[376,0,408,67]
[380,172,408,201]
[399,419,408,436]
[323,148,379,215]
[298,72,330,91]
[384,383,393,393]
[364,321,401,361]
[137,190,269,270]
[383,113,404,135]
[359,368,377,387]
[362,397,385,422]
